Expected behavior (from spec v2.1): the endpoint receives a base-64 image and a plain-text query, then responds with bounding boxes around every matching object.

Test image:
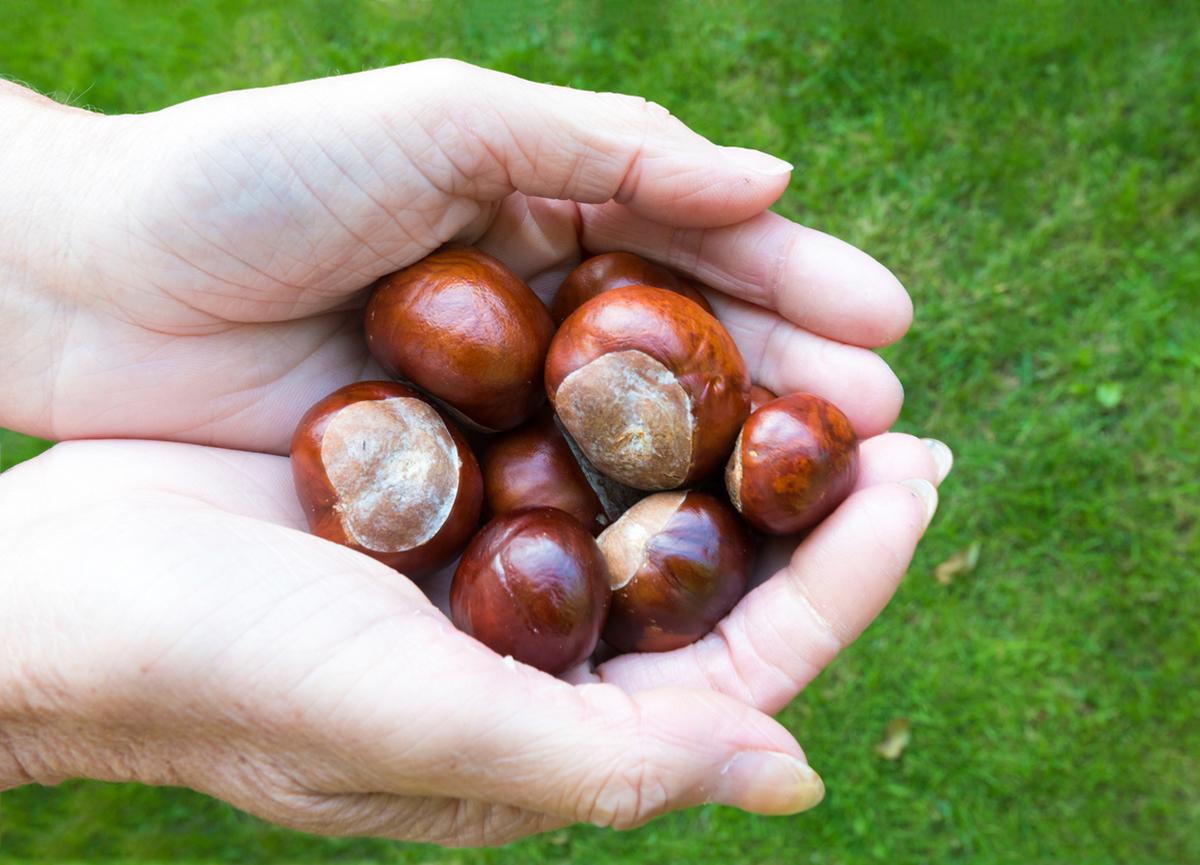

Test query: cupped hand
[0,62,949,846]
[2,60,909,453]
[0,430,948,846]
[0,440,828,846]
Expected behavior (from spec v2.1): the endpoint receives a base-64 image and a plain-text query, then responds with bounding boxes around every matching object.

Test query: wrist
[0,83,127,436]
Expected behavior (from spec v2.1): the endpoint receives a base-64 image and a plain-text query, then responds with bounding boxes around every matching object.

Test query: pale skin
[0,60,953,846]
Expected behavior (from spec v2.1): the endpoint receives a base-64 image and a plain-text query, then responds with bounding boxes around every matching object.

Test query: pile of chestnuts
[290,248,860,674]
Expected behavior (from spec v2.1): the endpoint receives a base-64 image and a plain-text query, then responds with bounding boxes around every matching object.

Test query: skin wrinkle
[182,137,313,294]
[694,626,759,706]
[289,121,414,273]
[781,568,849,653]
[311,91,423,226]
[725,601,823,711]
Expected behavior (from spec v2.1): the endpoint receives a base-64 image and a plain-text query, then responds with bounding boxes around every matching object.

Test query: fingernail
[713,751,825,815]
[900,478,939,527]
[921,438,954,483]
[722,146,794,176]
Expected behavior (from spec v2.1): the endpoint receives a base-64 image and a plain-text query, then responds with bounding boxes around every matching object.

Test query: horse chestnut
[545,286,751,491]
[480,409,605,534]
[598,491,753,653]
[450,508,611,674]
[726,393,860,535]
[551,252,714,323]
[365,246,555,431]
[290,381,483,579]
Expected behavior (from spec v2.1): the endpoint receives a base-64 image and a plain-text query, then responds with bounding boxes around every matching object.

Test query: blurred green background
[1,0,1197,862]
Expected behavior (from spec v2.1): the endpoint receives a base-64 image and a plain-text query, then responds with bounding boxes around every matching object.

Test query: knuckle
[569,694,674,829]
[414,57,480,89]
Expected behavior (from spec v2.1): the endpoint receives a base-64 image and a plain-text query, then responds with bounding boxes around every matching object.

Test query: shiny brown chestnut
[545,285,751,491]
[598,491,753,654]
[290,381,483,580]
[551,251,714,323]
[726,392,860,535]
[450,508,611,674]
[365,246,555,431]
[480,409,605,534]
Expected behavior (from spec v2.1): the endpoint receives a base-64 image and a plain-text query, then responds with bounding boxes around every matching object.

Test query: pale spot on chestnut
[545,286,751,492]
[290,381,482,581]
[321,398,460,553]
[554,350,693,491]
[597,490,688,589]
[597,491,754,654]
[725,428,745,512]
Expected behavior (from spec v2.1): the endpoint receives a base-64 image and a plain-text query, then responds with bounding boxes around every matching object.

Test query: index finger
[579,204,913,348]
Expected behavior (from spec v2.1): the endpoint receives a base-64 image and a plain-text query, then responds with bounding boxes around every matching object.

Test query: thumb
[361,664,825,828]
[259,59,793,229]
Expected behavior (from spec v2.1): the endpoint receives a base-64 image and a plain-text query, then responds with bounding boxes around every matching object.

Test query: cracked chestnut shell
[599,491,753,653]
[545,286,751,491]
[365,246,555,431]
[551,251,714,323]
[480,409,605,534]
[450,508,611,674]
[290,381,483,580]
[726,392,860,535]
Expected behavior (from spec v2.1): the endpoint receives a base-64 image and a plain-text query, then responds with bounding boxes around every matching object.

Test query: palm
[34,61,910,455]
[4,438,926,842]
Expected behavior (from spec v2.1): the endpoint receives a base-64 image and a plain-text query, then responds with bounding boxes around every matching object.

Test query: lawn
[1,1,1197,862]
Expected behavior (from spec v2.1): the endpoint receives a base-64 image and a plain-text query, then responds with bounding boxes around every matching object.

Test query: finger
[579,203,912,347]
[350,666,824,826]
[854,432,946,490]
[468,194,583,303]
[746,432,950,587]
[594,480,937,714]
[409,61,793,227]
[250,60,791,233]
[711,292,904,438]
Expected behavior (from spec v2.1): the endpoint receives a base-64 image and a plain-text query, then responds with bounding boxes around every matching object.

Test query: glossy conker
[480,409,605,534]
[551,251,714,323]
[598,491,753,653]
[364,246,555,431]
[450,508,611,674]
[545,286,751,491]
[290,381,483,580]
[726,392,860,535]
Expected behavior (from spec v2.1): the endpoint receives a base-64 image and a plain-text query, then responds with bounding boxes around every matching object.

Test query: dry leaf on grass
[876,717,912,760]
[935,541,981,585]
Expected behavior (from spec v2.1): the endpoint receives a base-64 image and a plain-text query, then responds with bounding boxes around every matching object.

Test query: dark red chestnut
[749,384,777,414]
[598,491,753,653]
[480,409,605,534]
[545,286,751,491]
[551,251,714,323]
[726,393,860,535]
[290,381,483,580]
[365,246,555,431]
[450,508,611,674]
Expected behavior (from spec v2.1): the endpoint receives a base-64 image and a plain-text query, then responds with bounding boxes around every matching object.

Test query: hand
[0,61,950,846]
[0,440,828,846]
[1,59,909,454]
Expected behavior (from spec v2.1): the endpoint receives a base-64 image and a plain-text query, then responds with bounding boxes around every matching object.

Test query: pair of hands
[0,60,950,846]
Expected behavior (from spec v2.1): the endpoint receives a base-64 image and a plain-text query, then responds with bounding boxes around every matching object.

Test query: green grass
[2,0,1198,862]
